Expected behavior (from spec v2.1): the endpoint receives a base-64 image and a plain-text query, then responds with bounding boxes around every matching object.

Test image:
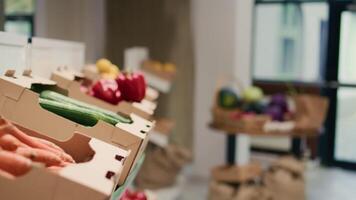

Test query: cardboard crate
[0,120,129,200]
[51,69,155,120]
[0,70,153,185]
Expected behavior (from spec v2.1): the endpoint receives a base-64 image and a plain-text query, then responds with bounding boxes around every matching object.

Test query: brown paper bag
[293,95,328,133]
[209,181,273,200]
[263,157,305,200]
[135,145,192,189]
[208,181,235,200]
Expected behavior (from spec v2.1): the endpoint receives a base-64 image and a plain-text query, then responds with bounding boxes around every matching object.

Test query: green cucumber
[40,90,132,124]
[39,98,120,126]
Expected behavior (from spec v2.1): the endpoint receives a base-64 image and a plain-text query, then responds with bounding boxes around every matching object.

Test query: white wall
[192,0,253,177]
[35,0,106,63]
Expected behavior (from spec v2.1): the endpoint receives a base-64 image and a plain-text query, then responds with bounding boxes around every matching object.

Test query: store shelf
[111,155,146,200]
[149,118,175,147]
[209,122,320,138]
[149,130,169,147]
[140,70,172,93]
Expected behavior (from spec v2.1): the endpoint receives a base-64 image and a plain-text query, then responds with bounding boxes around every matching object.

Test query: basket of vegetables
[211,85,328,136]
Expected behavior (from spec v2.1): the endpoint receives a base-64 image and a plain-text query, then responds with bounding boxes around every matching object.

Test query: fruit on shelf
[96,58,112,74]
[163,62,176,73]
[91,79,122,105]
[218,87,240,109]
[96,58,120,79]
[151,61,163,72]
[242,86,264,102]
[116,72,146,102]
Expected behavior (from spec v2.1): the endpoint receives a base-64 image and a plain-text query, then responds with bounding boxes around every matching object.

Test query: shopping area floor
[181,163,356,200]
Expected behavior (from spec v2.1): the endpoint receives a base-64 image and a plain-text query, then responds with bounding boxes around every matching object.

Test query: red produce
[116,72,146,102]
[90,79,122,105]
[120,189,147,200]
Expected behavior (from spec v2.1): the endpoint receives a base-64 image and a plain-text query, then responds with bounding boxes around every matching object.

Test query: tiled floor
[180,165,356,200]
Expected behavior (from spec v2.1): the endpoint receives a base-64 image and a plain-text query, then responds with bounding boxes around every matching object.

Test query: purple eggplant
[269,94,288,113]
[264,105,284,121]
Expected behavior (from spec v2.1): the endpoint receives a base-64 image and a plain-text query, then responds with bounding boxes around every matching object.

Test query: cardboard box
[0,120,129,200]
[145,86,159,102]
[51,69,155,120]
[0,70,153,185]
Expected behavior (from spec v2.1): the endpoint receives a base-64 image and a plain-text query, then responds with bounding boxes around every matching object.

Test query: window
[4,0,35,36]
[252,1,328,82]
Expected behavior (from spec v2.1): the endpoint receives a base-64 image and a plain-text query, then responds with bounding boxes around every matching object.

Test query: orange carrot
[0,168,15,179]
[0,134,29,151]
[31,137,65,152]
[0,119,75,163]
[15,147,64,167]
[47,166,63,173]
[0,150,32,176]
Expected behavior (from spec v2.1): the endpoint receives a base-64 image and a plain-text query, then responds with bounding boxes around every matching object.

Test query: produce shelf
[111,154,146,200]
[149,118,175,147]
[209,122,320,138]
[140,70,172,93]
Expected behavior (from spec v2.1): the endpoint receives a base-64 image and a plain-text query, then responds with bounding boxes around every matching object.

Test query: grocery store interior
[0,0,356,200]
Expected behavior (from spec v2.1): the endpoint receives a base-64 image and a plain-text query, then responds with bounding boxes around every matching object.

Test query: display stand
[210,130,261,184]
[209,122,320,184]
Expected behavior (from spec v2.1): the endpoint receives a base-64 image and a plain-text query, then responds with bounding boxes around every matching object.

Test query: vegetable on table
[116,72,146,102]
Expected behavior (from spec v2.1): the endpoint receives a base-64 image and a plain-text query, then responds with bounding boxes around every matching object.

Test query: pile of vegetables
[217,86,293,122]
[39,90,132,126]
[0,118,75,179]
[82,58,147,104]
[120,189,148,200]
[88,71,146,104]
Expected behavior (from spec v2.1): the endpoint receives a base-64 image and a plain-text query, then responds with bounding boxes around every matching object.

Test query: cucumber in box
[39,90,132,126]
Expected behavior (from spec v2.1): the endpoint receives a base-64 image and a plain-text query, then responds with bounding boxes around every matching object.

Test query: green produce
[242,86,264,102]
[40,90,132,124]
[218,87,240,109]
[241,102,266,114]
[39,98,125,127]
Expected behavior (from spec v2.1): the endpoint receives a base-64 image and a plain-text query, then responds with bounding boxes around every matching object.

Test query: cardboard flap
[132,102,154,115]
[4,89,78,141]
[141,99,157,110]
[0,166,59,199]
[1,69,55,88]
[60,138,128,196]
[145,86,159,101]
[116,114,153,140]
[53,67,84,81]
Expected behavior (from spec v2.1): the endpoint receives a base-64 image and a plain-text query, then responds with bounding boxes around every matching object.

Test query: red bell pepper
[90,79,122,105]
[116,72,146,102]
